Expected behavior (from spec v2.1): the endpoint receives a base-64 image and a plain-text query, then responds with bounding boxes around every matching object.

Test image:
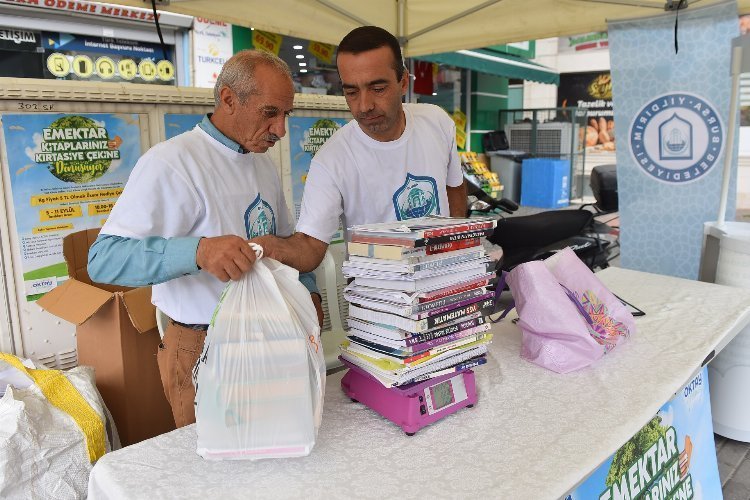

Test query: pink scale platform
[340,358,478,436]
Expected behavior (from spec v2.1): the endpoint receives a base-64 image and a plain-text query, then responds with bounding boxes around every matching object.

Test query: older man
[88,50,321,428]
[255,26,466,272]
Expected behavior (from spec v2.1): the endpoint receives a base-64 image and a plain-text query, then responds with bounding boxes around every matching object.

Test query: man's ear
[219,86,236,114]
[399,69,409,96]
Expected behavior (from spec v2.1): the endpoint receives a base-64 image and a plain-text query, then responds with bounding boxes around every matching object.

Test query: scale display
[340,359,478,435]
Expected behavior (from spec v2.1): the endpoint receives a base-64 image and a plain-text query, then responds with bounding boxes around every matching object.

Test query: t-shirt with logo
[296,103,464,243]
[101,126,292,324]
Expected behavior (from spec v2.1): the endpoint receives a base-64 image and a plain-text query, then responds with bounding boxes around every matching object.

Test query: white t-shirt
[296,103,463,243]
[101,126,292,324]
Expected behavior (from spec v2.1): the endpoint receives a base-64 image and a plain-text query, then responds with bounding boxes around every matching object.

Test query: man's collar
[198,114,248,153]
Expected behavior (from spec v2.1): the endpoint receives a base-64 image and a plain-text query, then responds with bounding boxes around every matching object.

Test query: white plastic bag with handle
[194,243,326,460]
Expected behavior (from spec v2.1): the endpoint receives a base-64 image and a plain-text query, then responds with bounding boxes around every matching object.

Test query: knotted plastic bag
[506,247,635,373]
[0,353,114,498]
[194,244,326,460]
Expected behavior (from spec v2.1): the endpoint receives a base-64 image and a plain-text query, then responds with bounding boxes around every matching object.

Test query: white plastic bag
[0,354,115,499]
[194,244,326,460]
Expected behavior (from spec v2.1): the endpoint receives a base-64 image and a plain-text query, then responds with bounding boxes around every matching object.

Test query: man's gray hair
[213,50,292,106]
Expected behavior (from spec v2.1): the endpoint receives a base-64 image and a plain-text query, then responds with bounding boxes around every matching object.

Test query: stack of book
[339,216,498,388]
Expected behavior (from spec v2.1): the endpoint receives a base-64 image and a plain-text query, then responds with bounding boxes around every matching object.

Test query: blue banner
[608,0,739,278]
[565,367,721,500]
[164,113,203,140]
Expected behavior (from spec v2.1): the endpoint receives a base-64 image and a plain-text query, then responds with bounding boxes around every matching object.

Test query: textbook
[347,291,495,321]
[400,355,488,386]
[352,268,494,292]
[348,297,495,333]
[339,342,490,387]
[349,216,495,239]
[347,237,482,260]
[348,322,491,353]
[348,246,482,266]
[345,333,487,365]
[344,286,491,317]
[343,257,491,281]
[350,228,494,248]
[345,248,486,273]
[347,314,489,343]
[343,274,494,306]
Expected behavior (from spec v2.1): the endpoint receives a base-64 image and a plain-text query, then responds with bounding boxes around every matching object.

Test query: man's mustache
[264,134,281,143]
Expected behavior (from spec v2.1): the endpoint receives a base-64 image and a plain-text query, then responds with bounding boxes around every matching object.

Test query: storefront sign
[252,30,282,56]
[608,1,737,279]
[1,112,142,300]
[0,0,159,22]
[288,116,348,242]
[308,41,335,64]
[0,28,39,51]
[192,17,233,88]
[565,367,721,500]
[558,71,615,151]
[559,32,609,53]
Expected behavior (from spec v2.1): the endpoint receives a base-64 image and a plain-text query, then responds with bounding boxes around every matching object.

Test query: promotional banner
[164,113,204,140]
[608,0,738,279]
[252,30,282,56]
[192,17,233,88]
[288,116,348,242]
[558,71,615,151]
[1,112,142,300]
[565,367,721,500]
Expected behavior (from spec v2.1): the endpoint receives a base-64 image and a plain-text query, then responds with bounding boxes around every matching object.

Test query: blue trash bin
[520,158,570,209]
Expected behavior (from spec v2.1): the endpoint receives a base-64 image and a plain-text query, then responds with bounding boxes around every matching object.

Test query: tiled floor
[716,435,750,499]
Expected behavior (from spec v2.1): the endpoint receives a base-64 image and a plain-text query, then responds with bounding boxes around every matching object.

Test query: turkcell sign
[629,92,724,184]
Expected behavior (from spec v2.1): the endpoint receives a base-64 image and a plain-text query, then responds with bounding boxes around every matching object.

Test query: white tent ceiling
[95,0,750,56]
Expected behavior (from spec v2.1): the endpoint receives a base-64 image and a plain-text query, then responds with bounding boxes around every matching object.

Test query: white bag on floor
[0,354,114,499]
[194,244,326,460]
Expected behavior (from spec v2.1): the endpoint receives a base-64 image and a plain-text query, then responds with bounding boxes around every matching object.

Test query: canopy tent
[94,0,750,57]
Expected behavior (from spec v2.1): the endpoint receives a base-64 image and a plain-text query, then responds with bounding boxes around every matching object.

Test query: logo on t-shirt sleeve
[392,173,440,220]
[244,193,276,238]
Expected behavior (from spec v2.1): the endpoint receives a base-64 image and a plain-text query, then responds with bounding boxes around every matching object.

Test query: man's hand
[311,293,324,328]
[196,235,257,282]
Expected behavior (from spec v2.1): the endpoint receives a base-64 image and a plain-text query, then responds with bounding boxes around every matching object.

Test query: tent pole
[313,0,372,26]
[718,42,742,225]
[404,0,504,44]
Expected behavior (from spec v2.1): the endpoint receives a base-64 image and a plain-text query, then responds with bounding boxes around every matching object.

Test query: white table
[88,268,750,500]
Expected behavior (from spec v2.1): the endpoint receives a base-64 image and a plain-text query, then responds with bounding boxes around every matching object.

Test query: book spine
[418,277,490,303]
[425,238,481,255]
[422,221,494,238]
[347,242,424,259]
[416,292,495,319]
[407,324,490,351]
[413,287,488,314]
[426,298,495,330]
[419,228,493,247]
[406,316,487,346]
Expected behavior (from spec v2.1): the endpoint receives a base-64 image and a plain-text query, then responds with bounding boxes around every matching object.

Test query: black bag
[482,130,509,152]
[590,164,618,212]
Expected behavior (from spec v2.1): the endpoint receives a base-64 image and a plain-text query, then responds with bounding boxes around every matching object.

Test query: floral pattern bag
[506,247,635,373]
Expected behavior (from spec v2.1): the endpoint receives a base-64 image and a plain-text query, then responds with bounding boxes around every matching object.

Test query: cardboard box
[37,229,176,445]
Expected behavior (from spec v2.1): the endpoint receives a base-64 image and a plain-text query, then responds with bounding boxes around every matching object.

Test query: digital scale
[340,359,478,435]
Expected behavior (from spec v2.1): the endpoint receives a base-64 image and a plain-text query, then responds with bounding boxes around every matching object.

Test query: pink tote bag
[505,248,635,373]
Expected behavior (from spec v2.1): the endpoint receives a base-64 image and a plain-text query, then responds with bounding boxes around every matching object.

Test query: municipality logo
[392,173,440,220]
[629,92,724,184]
[244,193,276,238]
